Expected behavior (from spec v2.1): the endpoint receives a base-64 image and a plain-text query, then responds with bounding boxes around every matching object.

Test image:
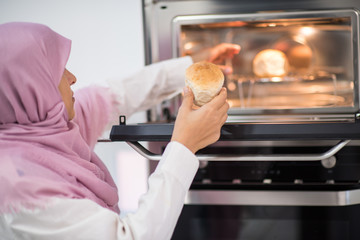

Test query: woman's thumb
[182,86,194,108]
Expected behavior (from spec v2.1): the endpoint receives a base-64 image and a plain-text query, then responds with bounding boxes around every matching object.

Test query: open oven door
[110,117,360,240]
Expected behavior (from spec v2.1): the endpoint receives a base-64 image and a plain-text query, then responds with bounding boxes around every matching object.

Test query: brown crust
[186,61,224,88]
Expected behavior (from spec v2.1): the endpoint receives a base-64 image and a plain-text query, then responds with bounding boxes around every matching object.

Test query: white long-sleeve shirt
[0,56,198,240]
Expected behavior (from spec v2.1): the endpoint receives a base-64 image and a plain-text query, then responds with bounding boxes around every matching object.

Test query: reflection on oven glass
[172,205,355,240]
[180,16,354,112]
[227,72,352,109]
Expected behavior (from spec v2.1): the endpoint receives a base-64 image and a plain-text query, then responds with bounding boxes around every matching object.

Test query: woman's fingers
[204,88,228,110]
[180,86,194,111]
[218,65,233,75]
[209,43,241,62]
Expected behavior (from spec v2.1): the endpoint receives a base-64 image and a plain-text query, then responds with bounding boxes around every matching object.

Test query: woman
[0,22,240,239]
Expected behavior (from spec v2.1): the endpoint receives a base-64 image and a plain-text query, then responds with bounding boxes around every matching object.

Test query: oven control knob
[199,161,208,169]
[321,156,336,169]
[294,179,303,184]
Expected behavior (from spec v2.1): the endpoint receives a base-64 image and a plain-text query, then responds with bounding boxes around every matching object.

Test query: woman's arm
[105,43,240,119]
[1,142,197,240]
[72,57,192,146]
[2,83,229,240]
[106,56,193,118]
[73,44,240,145]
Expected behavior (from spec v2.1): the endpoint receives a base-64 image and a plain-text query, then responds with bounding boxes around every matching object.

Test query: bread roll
[287,45,313,69]
[253,49,288,78]
[185,61,224,106]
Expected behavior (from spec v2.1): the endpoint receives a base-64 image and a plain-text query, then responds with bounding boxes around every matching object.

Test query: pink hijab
[0,22,119,213]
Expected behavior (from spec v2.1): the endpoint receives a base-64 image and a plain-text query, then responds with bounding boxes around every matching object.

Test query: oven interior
[172,10,359,122]
[132,2,360,239]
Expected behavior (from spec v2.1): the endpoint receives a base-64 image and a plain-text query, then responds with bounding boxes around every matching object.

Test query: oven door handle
[126,139,350,161]
[185,188,360,206]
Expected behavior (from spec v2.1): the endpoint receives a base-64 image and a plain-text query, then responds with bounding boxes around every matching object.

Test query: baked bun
[253,49,288,78]
[185,61,224,106]
[287,45,313,69]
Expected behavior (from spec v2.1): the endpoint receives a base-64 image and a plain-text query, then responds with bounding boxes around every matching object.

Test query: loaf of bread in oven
[252,49,289,78]
[287,45,313,69]
[185,61,224,106]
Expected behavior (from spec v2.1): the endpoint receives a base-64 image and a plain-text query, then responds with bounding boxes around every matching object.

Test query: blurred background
[0,0,148,216]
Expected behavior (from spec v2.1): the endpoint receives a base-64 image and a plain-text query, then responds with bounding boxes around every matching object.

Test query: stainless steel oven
[111,0,360,239]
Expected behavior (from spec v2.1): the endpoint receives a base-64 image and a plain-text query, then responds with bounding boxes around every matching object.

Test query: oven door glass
[172,204,360,240]
[172,10,360,122]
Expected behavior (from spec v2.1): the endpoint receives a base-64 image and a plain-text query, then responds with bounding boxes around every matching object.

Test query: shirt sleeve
[73,86,116,149]
[106,56,193,118]
[1,141,199,240]
[73,56,193,146]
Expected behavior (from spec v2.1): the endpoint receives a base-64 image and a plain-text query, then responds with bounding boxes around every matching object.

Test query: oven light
[299,27,315,36]
[268,23,277,27]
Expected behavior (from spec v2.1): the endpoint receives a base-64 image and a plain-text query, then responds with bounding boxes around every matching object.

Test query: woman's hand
[171,87,229,154]
[190,43,241,74]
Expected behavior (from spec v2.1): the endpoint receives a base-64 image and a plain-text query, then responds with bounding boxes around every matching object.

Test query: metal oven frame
[111,1,360,239]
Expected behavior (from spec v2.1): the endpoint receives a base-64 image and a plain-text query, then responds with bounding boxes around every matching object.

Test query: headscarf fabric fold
[0,22,119,214]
